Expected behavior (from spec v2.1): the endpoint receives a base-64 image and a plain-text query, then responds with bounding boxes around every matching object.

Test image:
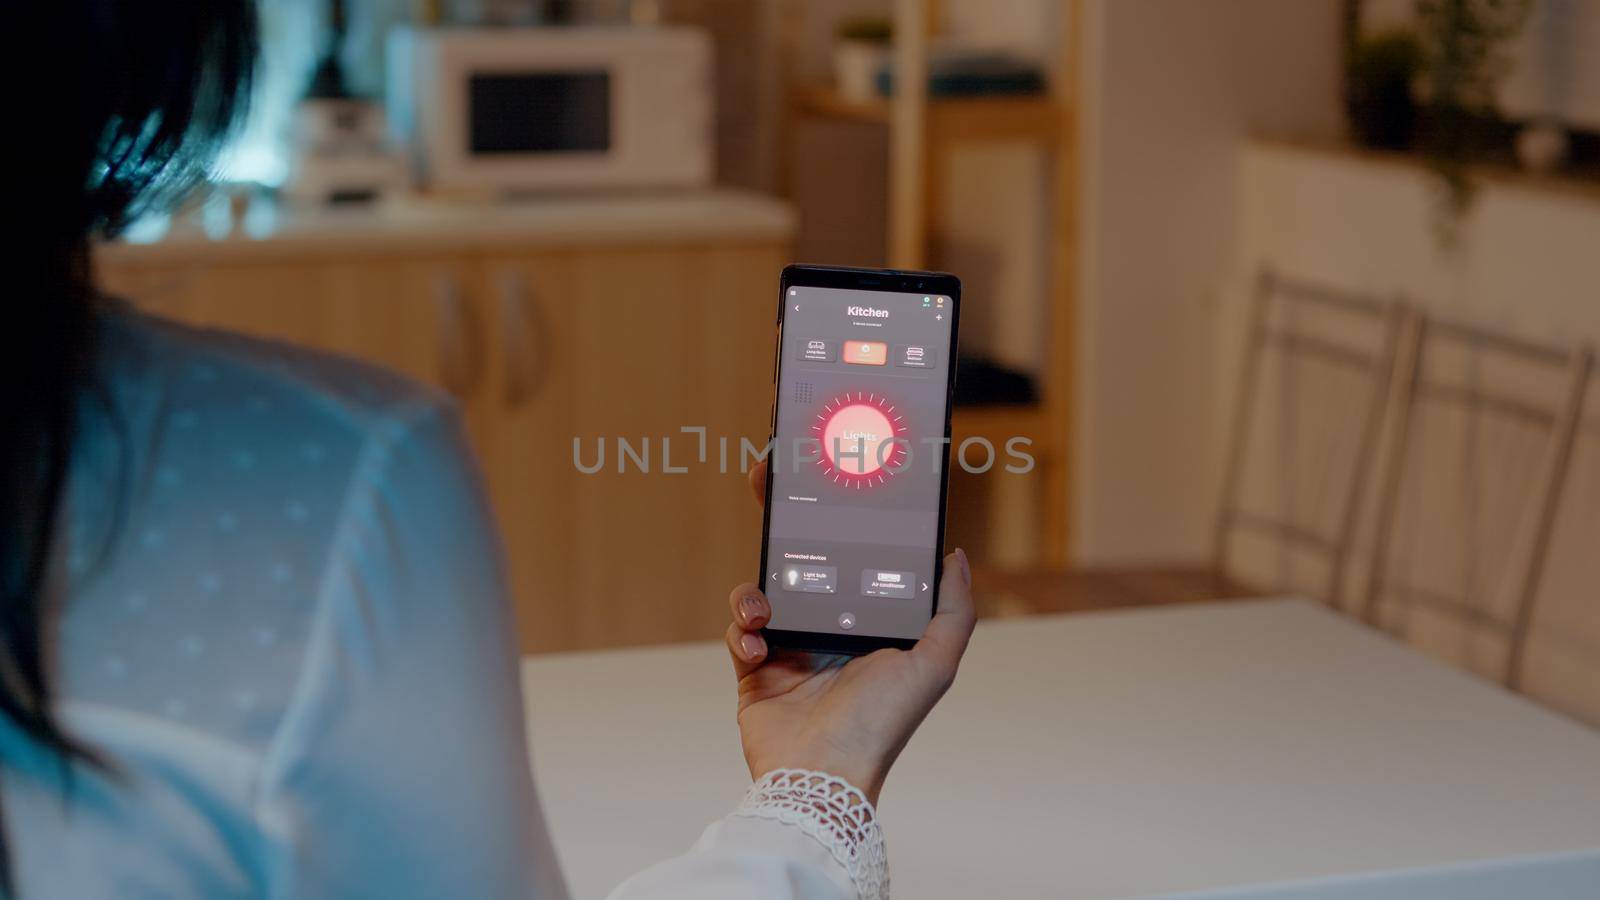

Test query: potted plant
[1414,0,1533,233]
[1347,30,1423,151]
[834,16,893,103]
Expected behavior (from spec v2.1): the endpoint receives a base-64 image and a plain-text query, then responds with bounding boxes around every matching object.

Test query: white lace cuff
[732,769,888,900]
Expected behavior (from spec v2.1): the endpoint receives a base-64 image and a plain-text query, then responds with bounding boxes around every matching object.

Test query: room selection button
[843,340,888,366]
[796,338,836,363]
[894,344,937,369]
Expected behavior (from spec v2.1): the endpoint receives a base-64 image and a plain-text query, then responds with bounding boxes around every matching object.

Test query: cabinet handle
[498,269,542,407]
[434,272,482,397]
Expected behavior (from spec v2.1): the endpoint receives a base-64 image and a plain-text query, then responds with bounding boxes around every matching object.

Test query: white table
[522,600,1600,899]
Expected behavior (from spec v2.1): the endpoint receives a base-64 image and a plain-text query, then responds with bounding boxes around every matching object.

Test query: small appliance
[387,26,713,193]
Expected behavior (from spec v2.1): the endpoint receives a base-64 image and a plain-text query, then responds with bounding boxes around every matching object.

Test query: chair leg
[1325,300,1407,612]
[1503,344,1594,691]
[1362,311,1427,629]
[1212,266,1277,583]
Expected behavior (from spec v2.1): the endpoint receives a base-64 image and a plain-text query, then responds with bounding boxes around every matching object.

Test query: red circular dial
[812,391,909,488]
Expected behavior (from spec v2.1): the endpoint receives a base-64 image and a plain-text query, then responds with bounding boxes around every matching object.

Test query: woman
[0,3,973,898]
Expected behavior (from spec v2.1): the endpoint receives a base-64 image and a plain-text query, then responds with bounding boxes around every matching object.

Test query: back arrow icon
[771,572,778,581]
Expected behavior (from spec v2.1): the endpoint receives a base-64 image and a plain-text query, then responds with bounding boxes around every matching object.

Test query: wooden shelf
[778,0,1080,565]
[790,84,1062,145]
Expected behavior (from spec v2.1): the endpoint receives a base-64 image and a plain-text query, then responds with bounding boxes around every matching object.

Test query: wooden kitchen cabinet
[475,246,782,651]
[96,192,795,653]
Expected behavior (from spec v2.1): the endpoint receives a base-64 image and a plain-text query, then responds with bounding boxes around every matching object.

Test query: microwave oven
[386,27,714,192]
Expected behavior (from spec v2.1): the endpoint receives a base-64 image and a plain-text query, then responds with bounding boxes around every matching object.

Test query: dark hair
[0,2,256,892]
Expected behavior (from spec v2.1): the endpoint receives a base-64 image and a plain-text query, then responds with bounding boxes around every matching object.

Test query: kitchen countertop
[96,188,796,265]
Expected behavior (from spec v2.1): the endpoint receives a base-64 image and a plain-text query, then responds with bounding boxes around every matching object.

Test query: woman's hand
[724,462,976,805]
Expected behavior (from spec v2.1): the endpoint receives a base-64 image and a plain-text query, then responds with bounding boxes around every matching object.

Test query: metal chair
[1363,315,1594,690]
[1213,267,1408,608]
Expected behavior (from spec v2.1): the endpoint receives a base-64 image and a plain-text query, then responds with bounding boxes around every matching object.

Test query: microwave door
[468,71,613,157]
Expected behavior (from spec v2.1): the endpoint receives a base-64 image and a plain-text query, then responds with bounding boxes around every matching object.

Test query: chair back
[1213,267,1406,608]
[1363,315,1593,689]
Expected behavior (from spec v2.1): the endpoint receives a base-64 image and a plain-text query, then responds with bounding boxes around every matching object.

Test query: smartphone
[759,265,961,654]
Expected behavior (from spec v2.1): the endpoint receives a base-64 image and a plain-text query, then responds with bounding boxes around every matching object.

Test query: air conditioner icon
[808,340,825,352]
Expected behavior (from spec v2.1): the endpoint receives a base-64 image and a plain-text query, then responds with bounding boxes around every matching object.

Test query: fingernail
[741,595,764,626]
[739,633,765,660]
[955,548,971,587]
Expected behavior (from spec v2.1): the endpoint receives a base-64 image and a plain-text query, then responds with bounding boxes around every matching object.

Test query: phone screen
[762,276,958,646]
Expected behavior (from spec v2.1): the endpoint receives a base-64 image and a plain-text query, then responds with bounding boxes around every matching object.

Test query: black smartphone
[758,265,962,654]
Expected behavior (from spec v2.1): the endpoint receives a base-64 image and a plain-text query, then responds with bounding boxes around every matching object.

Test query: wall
[1072,0,1345,564]
[1229,141,1600,724]
[662,0,785,191]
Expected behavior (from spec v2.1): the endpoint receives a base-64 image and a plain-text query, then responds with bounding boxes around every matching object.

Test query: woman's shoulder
[55,308,484,751]
[104,307,455,438]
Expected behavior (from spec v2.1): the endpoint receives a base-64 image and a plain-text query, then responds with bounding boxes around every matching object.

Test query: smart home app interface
[765,285,954,640]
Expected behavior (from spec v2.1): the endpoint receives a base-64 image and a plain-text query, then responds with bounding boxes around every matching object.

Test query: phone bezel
[758,264,962,655]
